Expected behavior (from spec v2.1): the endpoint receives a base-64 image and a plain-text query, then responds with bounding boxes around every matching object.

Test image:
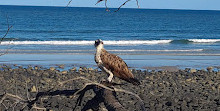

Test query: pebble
[28,66,33,70]
[190,69,197,73]
[82,67,87,71]
[61,70,68,74]
[59,64,65,69]
[30,85,37,93]
[78,67,83,72]
[13,64,18,67]
[185,68,191,72]
[217,71,220,75]
[50,67,56,71]
[69,67,77,72]
[186,78,192,82]
[34,66,38,70]
[94,69,99,72]
[88,68,93,71]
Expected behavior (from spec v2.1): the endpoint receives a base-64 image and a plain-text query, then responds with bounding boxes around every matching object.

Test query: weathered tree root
[72,81,127,111]
[60,77,146,111]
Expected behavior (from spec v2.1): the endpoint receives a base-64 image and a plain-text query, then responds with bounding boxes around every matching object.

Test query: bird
[94,39,140,85]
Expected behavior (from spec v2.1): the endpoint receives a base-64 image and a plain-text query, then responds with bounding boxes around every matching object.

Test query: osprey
[94,39,140,85]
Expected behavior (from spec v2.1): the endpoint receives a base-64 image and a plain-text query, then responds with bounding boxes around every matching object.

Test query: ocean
[0,5,220,70]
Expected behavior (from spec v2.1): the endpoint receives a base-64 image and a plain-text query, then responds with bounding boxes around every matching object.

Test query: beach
[0,65,219,110]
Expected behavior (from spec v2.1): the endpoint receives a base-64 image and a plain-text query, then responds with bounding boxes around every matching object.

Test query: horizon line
[1,4,220,12]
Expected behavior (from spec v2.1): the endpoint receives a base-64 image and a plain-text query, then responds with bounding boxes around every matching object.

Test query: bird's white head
[94,39,104,49]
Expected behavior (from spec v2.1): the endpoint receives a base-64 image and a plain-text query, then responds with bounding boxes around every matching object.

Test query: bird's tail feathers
[128,78,141,85]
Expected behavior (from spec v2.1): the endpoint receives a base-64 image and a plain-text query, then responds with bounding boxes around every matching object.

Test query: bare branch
[114,0,131,12]
[68,0,140,12]
[0,15,13,44]
[105,0,110,11]
[0,93,27,104]
[31,103,46,111]
[95,0,104,5]
[66,0,73,7]
[0,41,14,56]
[25,77,31,101]
[95,0,109,11]
[0,15,13,56]
[0,49,9,56]
[136,0,140,8]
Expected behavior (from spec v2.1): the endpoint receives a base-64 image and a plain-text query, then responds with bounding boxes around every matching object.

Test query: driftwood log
[73,81,127,111]
[60,77,146,111]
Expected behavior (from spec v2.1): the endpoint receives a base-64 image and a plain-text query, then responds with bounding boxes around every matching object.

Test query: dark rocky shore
[0,65,219,111]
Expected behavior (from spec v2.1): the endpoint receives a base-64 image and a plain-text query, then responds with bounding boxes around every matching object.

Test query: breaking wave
[188,39,220,43]
[109,49,204,52]
[1,39,220,45]
[0,40,172,45]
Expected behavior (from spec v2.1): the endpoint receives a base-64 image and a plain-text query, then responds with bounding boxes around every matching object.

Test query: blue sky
[0,0,220,10]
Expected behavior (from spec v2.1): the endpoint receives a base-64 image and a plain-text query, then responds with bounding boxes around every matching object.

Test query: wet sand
[1,54,220,70]
[0,65,219,110]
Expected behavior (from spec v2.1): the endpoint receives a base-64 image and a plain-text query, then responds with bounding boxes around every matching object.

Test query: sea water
[0,5,220,70]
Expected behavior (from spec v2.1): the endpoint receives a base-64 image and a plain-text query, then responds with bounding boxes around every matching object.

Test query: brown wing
[100,49,134,80]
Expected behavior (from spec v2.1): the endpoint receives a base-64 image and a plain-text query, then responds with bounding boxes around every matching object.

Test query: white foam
[104,40,172,45]
[0,40,172,45]
[109,49,203,52]
[0,41,94,45]
[188,39,220,43]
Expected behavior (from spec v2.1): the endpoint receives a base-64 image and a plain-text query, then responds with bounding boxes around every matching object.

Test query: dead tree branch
[0,93,28,110]
[115,0,131,12]
[61,77,146,111]
[0,15,13,56]
[0,93,27,104]
[105,0,110,11]
[73,81,127,111]
[95,0,104,5]
[136,0,140,8]
[0,15,13,44]
[31,103,46,111]
[67,0,140,12]
[66,0,73,7]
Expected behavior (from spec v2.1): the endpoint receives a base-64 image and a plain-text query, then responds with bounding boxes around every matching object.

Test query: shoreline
[1,53,220,71]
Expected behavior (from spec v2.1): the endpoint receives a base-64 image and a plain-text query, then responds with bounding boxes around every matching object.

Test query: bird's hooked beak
[94,39,103,48]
